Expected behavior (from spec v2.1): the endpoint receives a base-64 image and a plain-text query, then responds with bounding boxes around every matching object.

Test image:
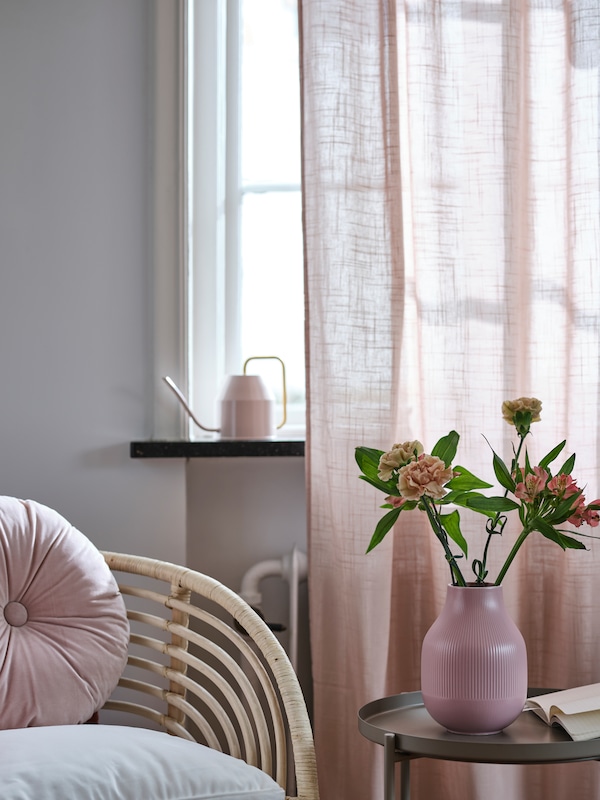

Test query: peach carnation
[397,454,453,501]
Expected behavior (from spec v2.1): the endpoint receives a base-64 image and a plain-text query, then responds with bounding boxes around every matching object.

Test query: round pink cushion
[0,497,129,729]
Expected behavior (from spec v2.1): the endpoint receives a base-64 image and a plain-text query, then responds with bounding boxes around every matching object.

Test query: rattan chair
[100,552,319,800]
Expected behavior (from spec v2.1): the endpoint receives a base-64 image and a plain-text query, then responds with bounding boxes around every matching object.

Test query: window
[187,0,304,438]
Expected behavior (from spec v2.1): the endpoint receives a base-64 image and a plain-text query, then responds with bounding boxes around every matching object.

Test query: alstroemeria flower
[385,495,405,508]
[397,454,453,501]
[514,466,548,502]
[583,502,600,528]
[378,440,424,481]
[548,473,579,499]
[568,506,586,527]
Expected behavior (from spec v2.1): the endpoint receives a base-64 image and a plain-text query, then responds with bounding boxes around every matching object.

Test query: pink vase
[421,583,527,735]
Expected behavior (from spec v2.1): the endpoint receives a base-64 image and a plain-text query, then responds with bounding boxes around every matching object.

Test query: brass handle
[243,356,287,429]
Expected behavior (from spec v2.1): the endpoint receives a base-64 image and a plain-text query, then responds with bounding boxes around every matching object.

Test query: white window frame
[152,0,304,441]
[188,0,304,438]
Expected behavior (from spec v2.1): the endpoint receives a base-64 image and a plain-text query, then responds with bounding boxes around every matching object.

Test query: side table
[358,690,600,800]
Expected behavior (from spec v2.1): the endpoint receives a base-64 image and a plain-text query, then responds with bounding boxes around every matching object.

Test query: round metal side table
[358,690,600,800]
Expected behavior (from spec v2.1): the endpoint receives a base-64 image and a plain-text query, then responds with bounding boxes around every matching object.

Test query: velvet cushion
[0,497,129,729]
[0,725,285,800]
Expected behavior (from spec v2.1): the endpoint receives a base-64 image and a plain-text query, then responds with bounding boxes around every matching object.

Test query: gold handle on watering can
[243,356,287,429]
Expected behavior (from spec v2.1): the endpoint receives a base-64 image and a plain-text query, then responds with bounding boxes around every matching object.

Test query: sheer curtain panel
[300,2,600,799]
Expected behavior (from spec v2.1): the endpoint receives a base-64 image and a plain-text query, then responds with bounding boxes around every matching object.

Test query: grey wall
[0,0,185,559]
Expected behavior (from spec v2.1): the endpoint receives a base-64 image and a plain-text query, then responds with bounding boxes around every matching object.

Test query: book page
[524,685,600,741]
[524,684,600,719]
[552,709,600,741]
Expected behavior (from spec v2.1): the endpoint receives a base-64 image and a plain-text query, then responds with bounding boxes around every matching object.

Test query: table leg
[400,759,410,800]
[383,732,411,800]
[383,733,396,800]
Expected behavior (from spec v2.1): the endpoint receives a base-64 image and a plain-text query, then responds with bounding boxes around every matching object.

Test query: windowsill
[130,438,305,458]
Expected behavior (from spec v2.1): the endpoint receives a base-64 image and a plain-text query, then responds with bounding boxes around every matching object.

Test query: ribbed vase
[421,583,527,735]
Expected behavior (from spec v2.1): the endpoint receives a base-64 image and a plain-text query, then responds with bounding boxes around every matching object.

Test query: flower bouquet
[355,398,600,587]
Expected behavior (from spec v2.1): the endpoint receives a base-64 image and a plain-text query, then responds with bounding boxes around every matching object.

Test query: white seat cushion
[0,725,285,800]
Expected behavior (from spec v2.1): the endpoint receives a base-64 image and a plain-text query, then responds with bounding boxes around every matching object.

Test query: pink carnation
[397,454,453,501]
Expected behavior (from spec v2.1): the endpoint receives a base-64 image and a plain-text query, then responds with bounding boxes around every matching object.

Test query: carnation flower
[397,455,453,501]
[377,440,423,481]
[502,397,542,436]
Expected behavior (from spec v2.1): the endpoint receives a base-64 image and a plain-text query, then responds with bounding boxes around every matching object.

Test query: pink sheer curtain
[300,2,600,799]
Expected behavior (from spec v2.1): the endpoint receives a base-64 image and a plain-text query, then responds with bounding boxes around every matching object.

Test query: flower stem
[422,496,467,586]
[476,431,528,583]
[494,526,531,585]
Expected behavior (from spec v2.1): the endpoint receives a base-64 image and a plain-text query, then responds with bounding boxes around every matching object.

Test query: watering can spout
[162,376,220,433]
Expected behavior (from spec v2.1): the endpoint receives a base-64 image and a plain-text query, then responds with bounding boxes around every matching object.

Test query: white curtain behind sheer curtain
[300,1,600,798]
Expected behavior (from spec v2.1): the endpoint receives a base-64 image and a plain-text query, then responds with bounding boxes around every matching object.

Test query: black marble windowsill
[130,439,305,458]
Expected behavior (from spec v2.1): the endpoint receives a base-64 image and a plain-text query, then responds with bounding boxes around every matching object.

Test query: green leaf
[355,447,399,495]
[439,510,468,557]
[543,490,583,525]
[465,495,520,513]
[446,466,492,491]
[539,440,566,470]
[445,491,497,519]
[532,518,566,548]
[558,452,576,476]
[355,446,385,478]
[365,506,402,553]
[492,451,515,492]
[358,474,400,496]
[446,490,478,505]
[532,518,587,550]
[438,489,468,505]
[555,532,587,550]
[431,431,459,467]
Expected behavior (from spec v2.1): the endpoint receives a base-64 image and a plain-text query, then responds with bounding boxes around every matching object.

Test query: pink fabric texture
[300,2,600,798]
[0,497,129,729]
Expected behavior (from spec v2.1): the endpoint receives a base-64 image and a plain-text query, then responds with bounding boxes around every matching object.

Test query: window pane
[240,191,304,417]
[240,0,301,187]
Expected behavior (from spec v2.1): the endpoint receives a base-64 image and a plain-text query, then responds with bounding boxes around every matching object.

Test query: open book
[524,684,600,741]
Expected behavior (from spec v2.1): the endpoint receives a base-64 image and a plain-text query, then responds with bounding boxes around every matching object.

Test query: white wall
[186,456,311,707]
[0,0,185,560]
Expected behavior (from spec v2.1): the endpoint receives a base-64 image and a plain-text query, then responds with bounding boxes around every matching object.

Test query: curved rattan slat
[101,552,319,800]
[114,675,238,752]
[168,603,288,753]
[101,699,192,740]
[121,635,246,756]
[164,595,289,776]
[123,625,261,762]
[118,584,284,775]
[166,623,276,769]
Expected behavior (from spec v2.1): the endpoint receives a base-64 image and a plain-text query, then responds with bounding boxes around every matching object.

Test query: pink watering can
[163,356,287,440]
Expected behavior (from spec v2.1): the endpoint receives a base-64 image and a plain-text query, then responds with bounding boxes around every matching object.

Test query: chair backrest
[101,552,319,800]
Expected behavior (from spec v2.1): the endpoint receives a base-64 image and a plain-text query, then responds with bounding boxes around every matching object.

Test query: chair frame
[101,552,319,800]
